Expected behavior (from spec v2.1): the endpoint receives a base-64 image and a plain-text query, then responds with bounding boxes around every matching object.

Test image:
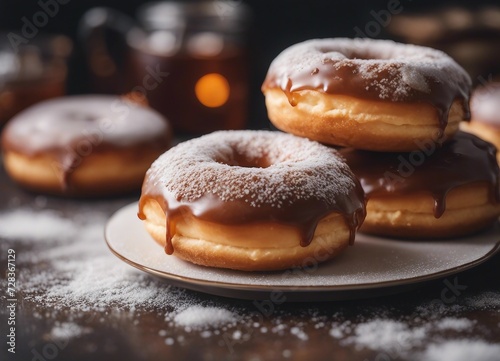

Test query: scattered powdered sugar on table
[0,206,498,357]
[0,209,76,241]
[419,340,500,361]
[434,317,475,331]
[340,319,427,353]
[41,256,185,311]
[49,322,92,340]
[326,293,500,359]
[0,208,196,312]
[171,306,238,330]
[464,291,500,310]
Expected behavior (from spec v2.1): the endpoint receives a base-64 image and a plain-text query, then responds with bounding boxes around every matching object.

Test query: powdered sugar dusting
[264,38,471,102]
[3,95,170,153]
[144,130,359,208]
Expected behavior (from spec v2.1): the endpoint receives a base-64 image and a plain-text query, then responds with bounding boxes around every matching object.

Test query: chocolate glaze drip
[138,184,366,255]
[46,143,168,192]
[341,131,500,218]
[262,39,472,134]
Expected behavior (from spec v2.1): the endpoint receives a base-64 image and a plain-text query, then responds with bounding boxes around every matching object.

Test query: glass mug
[0,33,71,127]
[80,1,252,135]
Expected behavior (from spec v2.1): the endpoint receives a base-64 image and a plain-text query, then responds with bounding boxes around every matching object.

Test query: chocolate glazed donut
[1,95,172,196]
[262,38,472,152]
[342,131,500,238]
[138,130,366,271]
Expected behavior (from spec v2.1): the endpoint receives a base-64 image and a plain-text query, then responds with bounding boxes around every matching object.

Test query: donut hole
[218,151,272,169]
[319,46,373,61]
[318,43,408,62]
[342,51,372,60]
[63,111,97,122]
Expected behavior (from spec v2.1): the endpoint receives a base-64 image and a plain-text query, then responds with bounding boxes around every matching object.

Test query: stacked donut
[262,38,500,239]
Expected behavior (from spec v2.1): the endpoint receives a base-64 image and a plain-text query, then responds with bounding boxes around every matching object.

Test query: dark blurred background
[1,0,499,131]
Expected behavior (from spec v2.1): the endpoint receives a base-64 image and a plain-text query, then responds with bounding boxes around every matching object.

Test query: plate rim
[105,202,500,296]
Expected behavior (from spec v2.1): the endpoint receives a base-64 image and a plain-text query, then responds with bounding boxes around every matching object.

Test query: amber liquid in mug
[0,78,65,127]
[128,46,248,134]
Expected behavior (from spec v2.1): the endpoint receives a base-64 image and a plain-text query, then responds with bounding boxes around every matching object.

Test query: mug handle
[78,7,144,94]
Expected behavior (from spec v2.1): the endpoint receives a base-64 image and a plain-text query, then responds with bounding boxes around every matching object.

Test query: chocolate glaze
[139,189,366,255]
[341,131,500,218]
[138,131,366,254]
[262,38,472,134]
[1,95,171,191]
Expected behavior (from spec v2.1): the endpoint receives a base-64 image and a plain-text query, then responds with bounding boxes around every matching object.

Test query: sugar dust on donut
[262,38,472,152]
[138,130,366,271]
[1,95,172,196]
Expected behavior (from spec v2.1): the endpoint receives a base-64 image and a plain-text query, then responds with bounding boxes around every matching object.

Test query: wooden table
[1,162,499,361]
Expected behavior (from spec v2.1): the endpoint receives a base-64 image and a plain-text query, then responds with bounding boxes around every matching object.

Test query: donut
[341,131,500,238]
[461,82,500,162]
[138,130,366,271]
[262,38,471,152]
[1,95,172,196]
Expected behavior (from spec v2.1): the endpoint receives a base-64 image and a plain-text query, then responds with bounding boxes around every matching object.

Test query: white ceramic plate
[105,202,500,301]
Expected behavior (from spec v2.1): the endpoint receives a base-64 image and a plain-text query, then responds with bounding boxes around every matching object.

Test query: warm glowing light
[195,73,230,108]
